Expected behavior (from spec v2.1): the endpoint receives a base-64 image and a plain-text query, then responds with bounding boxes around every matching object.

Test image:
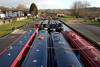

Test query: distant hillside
[39,7,100,15]
[39,9,70,15]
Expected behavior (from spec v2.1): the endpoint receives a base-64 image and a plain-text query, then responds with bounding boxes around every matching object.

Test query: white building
[3,10,23,18]
[0,9,5,18]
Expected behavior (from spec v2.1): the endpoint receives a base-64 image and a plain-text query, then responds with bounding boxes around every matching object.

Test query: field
[0,18,33,37]
[59,15,100,27]
[59,15,84,22]
[82,21,100,27]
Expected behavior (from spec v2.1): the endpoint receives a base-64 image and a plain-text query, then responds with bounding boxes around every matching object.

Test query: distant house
[24,11,32,17]
[95,17,100,22]
[57,14,65,17]
[2,10,23,18]
[0,9,5,19]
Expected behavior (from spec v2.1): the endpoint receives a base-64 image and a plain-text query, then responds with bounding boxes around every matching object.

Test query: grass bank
[82,21,100,27]
[59,15,84,22]
[0,18,33,37]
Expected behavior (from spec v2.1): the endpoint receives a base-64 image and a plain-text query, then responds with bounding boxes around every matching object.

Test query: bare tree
[79,1,90,21]
[71,1,83,18]
[89,7,100,20]
[16,4,27,11]
[0,6,10,10]
[71,1,91,21]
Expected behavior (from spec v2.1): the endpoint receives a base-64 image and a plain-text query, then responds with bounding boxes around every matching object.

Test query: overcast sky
[0,0,100,9]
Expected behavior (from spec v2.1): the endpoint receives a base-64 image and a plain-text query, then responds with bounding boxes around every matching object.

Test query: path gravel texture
[0,19,39,53]
[65,20,100,45]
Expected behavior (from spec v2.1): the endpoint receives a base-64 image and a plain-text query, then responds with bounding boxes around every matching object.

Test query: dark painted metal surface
[41,20,49,28]
[56,20,71,31]
[55,20,63,32]
[49,20,56,29]
[33,20,43,28]
[0,28,36,67]
[35,20,43,24]
[21,30,48,67]
[51,32,83,67]
[39,20,49,30]
[48,20,57,32]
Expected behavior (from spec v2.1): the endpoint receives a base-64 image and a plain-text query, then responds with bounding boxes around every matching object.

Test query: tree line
[0,3,38,17]
[71,1,100,21]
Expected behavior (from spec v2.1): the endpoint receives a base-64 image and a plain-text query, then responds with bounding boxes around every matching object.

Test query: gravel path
[65,20,100,45]
[0,19,38,53]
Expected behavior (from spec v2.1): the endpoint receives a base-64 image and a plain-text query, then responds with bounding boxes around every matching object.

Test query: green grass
[77,18,84,20]
[59,15,84,22]
[59,18,68,22]
[0,18,33,37]
[82,21,100,27]
[63,15,73,18]
[61,15,75,20]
